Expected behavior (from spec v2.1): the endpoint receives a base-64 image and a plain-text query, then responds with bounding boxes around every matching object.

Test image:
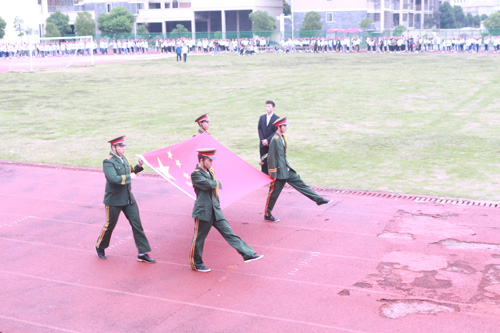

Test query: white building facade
[290,0,440,32]
[10,0,283,39]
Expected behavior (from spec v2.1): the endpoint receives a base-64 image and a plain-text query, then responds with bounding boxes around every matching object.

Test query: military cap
[197,148,216,160]
[108,135,126,146]
[195,114,209,123]
[273,117,287,127]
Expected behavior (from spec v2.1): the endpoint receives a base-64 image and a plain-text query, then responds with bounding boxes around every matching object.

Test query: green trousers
[96,204,151,254]
[190,217,256,269]
[265,169,323,217]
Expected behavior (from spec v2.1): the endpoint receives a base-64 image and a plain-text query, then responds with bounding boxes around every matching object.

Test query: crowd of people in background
[1,34,500,59]
[365,35,500,53]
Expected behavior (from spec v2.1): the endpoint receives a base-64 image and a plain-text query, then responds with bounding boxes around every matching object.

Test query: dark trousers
[190,217,255,269]
[265,169,323,217]
[176,54,181,62]
[96,204,151,254]
[259,146,269,174]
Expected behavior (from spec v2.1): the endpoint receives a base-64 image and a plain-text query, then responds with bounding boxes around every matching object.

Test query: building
[290,0,440,32]
[35,0,283,38]
[446,0,500,15]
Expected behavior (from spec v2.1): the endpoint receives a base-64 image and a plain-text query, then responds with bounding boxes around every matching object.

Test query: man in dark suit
[258,100,279,174]
[189,148,263,272]
[95,135,155,263]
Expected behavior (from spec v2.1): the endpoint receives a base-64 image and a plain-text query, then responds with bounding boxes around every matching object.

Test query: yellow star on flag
[183,172,190,179]
[176,159,182,168]
[157,158,176,181]
[168,150,173,159]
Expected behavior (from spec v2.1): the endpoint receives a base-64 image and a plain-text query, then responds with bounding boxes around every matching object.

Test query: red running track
[1,161,500,332]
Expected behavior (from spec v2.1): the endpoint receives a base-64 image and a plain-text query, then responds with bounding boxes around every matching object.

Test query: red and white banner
[138,133,272,209]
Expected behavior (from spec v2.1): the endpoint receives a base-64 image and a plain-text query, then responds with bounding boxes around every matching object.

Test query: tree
[484,12,500,31]
[359,18,372,29]
[473,15,481,28]
[45,22,61,37]
[300,11,322,31]
[465,12,473,27]
[480,14,488,21]
[98,7,135,34]
[392,24,406,37]
[424,15,438,29]
[74,11,95,36]
[0,17,6,39]
[439,2,456,29]
[171,24,189,38]
[283,0,291,16]
[47,11,71,35]
[453,5,465,28]
[136,24,148,34]
[249,10,276,32]
[14,16,25,38]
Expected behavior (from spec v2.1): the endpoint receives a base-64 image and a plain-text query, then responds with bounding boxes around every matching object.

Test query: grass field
[1,53,500,200]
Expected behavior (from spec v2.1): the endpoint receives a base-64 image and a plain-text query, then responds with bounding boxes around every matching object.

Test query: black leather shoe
[244,254,264,263]
[264,214,280,222]
[194,265,211,273]
[137,253,156,263]
[317,198,332,206]
[96,247,106,259]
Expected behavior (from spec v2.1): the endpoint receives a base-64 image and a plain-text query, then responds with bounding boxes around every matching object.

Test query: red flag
[138,133,272,209]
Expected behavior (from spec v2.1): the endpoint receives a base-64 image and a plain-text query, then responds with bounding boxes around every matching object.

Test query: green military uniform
[193,128,207,137]
[190,165,256,270]
[265,131,324,217]
[96,151,151,254]
[193,113,210,137]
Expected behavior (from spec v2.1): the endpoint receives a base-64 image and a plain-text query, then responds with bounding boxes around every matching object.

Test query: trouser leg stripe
[265,180,275,216]
[190,218,199,270]
[96,205,110,249]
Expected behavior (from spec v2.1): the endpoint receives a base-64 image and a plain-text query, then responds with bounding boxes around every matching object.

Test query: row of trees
[44,8,148,38]
[2,5,499,41]
[439,2,487,29]
[0,16,36,40]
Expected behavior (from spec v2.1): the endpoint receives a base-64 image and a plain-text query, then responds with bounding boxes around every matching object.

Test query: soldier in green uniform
[194,113,210,137]
[95,135,155,263]
[264,117,331,222]
[190,148,263,272]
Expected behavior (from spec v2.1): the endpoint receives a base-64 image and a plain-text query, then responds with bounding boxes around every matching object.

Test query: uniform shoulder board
[273,135,279,140]
[105,155,113,160]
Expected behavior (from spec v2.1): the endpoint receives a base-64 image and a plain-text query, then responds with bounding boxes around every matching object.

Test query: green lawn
[1,53,500,200]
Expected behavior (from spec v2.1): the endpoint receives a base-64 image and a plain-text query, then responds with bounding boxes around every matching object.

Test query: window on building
[173,1,178,8]
[107,3,112,13]
[326,12,334,22]
[150,3,161,9]
[165,3,170,8]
